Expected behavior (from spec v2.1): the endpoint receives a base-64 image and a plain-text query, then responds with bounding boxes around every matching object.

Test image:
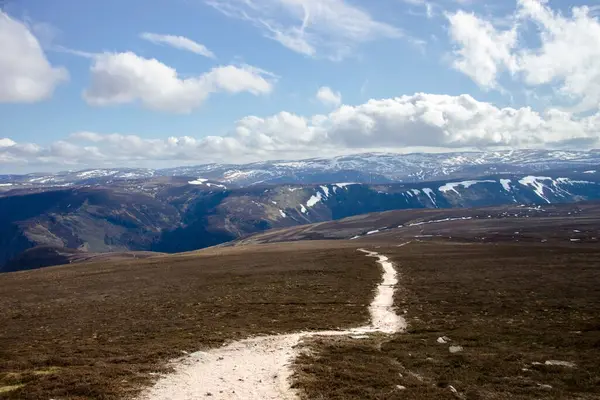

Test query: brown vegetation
[0,241,378,399]
[292,241,600,399]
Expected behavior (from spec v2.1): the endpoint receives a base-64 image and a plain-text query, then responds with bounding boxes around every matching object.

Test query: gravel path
[139,248,406,400]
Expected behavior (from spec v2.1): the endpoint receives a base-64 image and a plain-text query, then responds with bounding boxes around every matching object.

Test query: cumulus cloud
[0,138,17,147]
[139,32,216,58]
[517,0,600,112]
[83,52,275,113]
[206,0,404,60]
[447,10,517,89]
[316,86,342,107]
[0,11,68,103]
[3,93,599,170]
[447,0,600,112]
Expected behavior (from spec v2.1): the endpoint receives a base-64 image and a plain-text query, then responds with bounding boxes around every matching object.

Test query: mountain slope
[1,168,599,272]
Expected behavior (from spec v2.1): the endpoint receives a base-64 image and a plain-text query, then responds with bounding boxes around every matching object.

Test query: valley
[1,160,600,272]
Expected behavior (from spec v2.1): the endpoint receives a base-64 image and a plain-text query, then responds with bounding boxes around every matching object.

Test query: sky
[1,0,600,173]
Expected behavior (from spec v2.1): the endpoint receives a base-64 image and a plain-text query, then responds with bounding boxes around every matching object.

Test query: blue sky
[1,0,600,172]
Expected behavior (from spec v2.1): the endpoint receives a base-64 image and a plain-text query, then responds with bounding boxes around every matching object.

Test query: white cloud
[447,0,600,113]
[0,138,16,147]
[3,93,599,169]
[316,86,342,107]
[206,0,404,60]
[516,0,600,112]
[447,10,517,89]
[140,32,216,58]
[0,11,68,103]
[83,52,275,113]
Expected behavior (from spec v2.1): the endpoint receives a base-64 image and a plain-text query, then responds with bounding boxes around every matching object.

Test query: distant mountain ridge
[2,149,600,189]
[1,166,599,272]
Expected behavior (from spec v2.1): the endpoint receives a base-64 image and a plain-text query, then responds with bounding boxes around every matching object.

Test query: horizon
[1,148,600,176]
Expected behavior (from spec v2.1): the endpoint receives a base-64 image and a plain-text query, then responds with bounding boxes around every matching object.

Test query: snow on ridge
[0,183,13,187]
[306,192,323,207]
[500,179,512,192]
[411,189,421,195]
[583,170,597,174]
[279,209,287,218]
[320,185,330,198]
[335,182,358,188]
[518,176,552,203]
[439,180,495,194]
[77,169,118,178]
[300,204,307,213]
[188,178,208,185]
[205,182,226,189]
[272,161,309,168]
[28,176,56,183]
[422,188,437,207]
[366,230,380,235]
[117,172,142,179]
[555,177,593,185]
[517,176,593,203]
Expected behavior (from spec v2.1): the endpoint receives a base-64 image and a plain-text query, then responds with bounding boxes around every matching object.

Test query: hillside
[1,215,599,399]
[234,201,600,245]
[1,169,600,272]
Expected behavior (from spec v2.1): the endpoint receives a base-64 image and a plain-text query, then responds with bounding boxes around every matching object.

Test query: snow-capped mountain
[1,166,600,272]
[1,150,600,189]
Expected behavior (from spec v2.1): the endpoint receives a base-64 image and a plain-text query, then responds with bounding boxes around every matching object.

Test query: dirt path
[139,248,406,400]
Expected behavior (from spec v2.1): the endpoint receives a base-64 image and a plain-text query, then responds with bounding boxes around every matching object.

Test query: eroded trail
[139,248,406,400]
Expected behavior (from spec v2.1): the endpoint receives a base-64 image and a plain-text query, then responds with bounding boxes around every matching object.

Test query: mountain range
[1,150,600,189]
[1,149,600,272]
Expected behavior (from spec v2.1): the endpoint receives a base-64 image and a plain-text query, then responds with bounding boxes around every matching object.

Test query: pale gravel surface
[139,247,406,400]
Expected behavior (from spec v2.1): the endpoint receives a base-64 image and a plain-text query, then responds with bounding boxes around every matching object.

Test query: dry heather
[0,241,379,399]
[293,241,600,400]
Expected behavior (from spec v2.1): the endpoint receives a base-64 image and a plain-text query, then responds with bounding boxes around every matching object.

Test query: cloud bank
[2,93,599,170]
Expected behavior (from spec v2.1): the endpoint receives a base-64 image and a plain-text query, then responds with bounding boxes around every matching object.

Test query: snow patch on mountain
[500,179,512,192]
[29,176,56,184]
[306,192,323,207]
[205,182,226,189]
[439,180,495,194]
[77,170,118,179]
[518,176,552,203]
[422,188,437,207]
[188,178,208,185]
[335,183,358,189]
